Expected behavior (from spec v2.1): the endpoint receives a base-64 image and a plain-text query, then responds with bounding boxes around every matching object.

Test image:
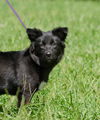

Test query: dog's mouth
[46,57,53,62]
[37,53,63,67]
[42,55,57,63]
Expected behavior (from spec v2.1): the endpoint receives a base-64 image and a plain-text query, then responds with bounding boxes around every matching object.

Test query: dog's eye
[50,40,55,45]
[42,41,46,46]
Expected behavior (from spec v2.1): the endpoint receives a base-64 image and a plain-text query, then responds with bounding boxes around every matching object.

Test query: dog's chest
[39,81,47,90]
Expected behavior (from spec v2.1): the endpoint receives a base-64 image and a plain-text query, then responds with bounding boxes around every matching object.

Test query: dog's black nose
[46,52,51,57]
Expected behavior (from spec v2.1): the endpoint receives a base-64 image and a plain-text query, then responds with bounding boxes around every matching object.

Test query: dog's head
[26,27,68,67]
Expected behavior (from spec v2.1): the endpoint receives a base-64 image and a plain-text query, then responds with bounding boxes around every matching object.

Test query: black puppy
[0,27,68,107]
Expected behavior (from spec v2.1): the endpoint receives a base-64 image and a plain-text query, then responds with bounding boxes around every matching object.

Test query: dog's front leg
[17,92,23,108]
[17,89,37,107]
[24,89,37,105]
[23,83,39,105]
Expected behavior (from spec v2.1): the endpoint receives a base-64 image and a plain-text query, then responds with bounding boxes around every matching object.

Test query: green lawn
[0,0,100,120]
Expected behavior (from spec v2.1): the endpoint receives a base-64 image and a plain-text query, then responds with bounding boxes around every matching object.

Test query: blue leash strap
[6,0,27,30]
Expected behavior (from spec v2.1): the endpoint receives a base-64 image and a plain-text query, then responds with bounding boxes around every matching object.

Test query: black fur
[0,27,68,107]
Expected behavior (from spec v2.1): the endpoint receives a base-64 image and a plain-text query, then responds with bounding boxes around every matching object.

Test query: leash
[6,0,27,30]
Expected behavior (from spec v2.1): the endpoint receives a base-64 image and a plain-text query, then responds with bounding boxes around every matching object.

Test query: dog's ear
[29,45,40,65]
[26,28,42,42]
[52,27,68,41]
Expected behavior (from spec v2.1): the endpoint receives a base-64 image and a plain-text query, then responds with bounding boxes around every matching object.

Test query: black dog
[0,27,68,107]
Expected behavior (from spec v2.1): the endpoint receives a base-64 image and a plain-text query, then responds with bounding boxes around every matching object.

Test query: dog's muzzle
[46,51,51,58]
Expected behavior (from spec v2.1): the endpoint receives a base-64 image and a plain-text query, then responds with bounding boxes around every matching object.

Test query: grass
[0,0,100,120]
